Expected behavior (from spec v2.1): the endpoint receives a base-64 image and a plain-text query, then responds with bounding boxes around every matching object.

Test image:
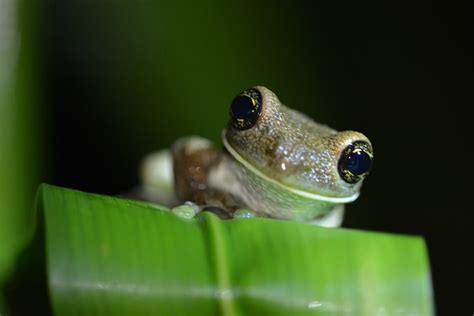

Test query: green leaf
[0,0,43,311]
[28,184,434,314]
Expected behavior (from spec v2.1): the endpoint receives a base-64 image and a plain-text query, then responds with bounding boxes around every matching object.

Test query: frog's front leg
[140,136,245,219]
[171,136,246,214]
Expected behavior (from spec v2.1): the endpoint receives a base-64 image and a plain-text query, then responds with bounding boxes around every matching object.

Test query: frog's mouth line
[222,136,360,204]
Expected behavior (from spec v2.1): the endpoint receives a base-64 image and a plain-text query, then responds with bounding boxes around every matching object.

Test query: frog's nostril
[338,141,373,184]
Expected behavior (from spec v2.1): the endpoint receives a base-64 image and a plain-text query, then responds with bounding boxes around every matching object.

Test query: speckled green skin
[225,86,372,199]
[221,154,337,221]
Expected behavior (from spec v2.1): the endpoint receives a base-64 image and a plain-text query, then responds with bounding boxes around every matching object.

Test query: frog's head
[223,86,373,203]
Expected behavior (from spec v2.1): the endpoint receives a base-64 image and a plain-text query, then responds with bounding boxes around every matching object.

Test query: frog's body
[140,86,373,227]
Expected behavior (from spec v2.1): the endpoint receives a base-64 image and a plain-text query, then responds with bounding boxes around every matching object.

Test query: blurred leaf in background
[0,0,43,309]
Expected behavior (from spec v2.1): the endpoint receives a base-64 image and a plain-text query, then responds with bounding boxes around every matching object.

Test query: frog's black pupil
[231,95,256,120]
[342,151,372,176]
[230,94,260,130]
[338,141,373,183]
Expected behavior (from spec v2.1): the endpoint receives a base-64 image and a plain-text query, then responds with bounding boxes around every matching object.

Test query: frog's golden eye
[338,141,373,184]
[229,88,262,130]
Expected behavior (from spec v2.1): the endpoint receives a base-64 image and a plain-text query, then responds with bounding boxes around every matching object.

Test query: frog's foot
[171,202,236,220]
[171,201,201,219]
[233,208,258,219]
[309,205,344,227]
[173,204,258,220]
[200,206,257,220]
[173,204,235,220]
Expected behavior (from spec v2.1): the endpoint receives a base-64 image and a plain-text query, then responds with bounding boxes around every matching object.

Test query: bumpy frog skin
[140,86,373,227]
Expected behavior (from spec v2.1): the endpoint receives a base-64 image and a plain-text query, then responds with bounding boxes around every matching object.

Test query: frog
[139,86,373,227]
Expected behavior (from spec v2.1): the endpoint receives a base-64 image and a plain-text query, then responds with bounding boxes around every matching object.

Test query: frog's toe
[171,201,200,219]
[234,208,257,219]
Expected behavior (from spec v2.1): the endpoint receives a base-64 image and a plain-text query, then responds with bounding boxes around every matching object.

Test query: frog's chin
[222,136,360,204]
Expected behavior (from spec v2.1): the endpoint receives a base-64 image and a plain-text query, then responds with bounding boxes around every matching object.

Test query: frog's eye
[338,141,373,184]
[229,88,262,130]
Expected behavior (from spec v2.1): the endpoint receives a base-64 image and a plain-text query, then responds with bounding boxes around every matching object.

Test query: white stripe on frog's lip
[222,133,360,204]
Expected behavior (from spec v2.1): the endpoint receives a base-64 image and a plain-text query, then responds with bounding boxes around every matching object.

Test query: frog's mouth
[222,136,360,204]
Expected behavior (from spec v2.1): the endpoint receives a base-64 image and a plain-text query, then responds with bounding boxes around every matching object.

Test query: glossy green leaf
[35,184,433,315]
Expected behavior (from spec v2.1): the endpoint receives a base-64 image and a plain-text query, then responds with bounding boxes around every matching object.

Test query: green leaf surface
[36,184,433,315]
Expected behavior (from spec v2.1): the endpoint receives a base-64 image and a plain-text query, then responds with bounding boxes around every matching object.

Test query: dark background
[4,1,473,314]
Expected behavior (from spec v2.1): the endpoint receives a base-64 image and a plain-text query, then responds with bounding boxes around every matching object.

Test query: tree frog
[139,86,373,227]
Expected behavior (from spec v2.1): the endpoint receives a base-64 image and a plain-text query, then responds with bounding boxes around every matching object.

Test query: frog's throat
[223,136,359,204]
